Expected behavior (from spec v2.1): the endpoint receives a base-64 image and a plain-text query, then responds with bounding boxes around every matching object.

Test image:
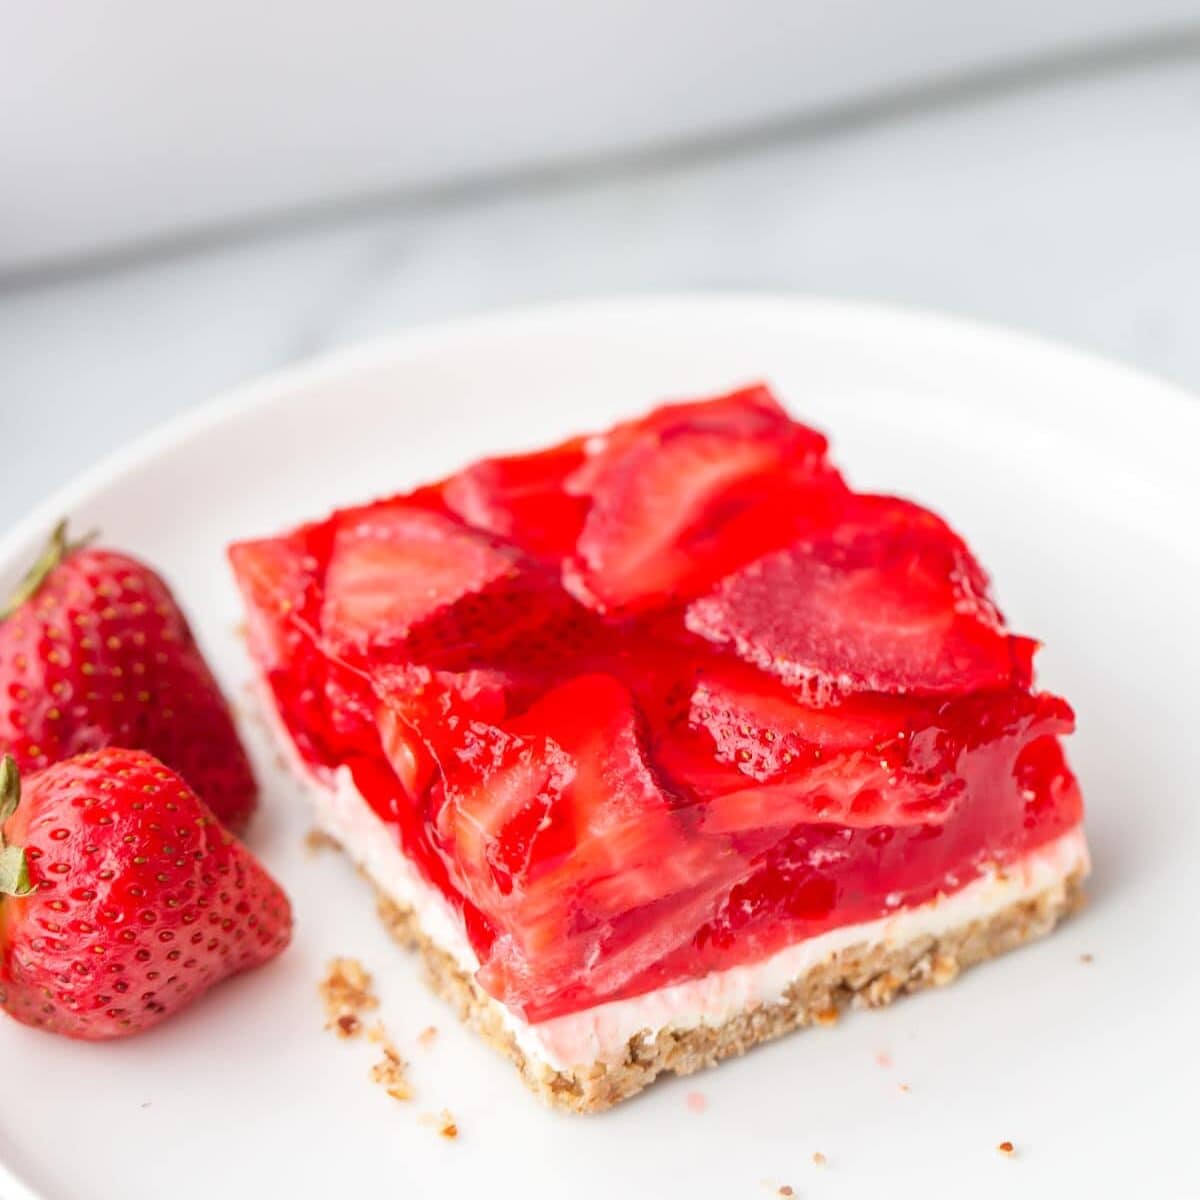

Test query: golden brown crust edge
[364,859,1085,1113]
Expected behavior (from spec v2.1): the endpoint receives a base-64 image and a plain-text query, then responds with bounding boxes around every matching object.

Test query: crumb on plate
[305,828,339,856]
[368,1026,414,1102]
[812,1151,827,1167]
[417,1024,438,1049]
[997,1141,1015,1157]
[319,956,379,1036]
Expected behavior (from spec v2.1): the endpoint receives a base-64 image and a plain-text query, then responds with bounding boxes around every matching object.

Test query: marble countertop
[2,47,1198,528]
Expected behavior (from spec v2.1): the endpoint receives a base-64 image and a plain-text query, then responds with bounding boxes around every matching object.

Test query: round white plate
[2,296,1197,1199]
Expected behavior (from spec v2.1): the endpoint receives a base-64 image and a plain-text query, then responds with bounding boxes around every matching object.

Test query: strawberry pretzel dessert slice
[230,384,1087,1111]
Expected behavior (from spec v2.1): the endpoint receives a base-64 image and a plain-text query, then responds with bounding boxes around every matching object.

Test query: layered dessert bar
[230,385,1087,1111]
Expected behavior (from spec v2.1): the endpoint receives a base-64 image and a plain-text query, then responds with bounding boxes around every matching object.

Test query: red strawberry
[425,673,748,1018]
[688,662,907,782]
[228,524,326,676]
[696,778,954,836]
[564,382,800,497]
[228,525,337,771]
[563,385,839,612]
[653,667,959,834]
[373,663,512,799]
[320,502,561,670]
[441,437,590,558]
[1,523,258,831]
[435,674,698,919]
[686,495,1036,700]
[674,666,1073,835]
[0,749,291,1040]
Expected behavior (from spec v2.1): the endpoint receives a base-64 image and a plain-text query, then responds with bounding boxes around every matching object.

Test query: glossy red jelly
[230,385,1083,1022]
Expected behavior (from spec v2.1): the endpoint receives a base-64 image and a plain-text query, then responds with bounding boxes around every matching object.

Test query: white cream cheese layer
[305,760,1088,1072]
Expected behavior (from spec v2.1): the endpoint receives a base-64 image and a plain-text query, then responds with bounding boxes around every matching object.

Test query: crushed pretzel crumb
[898,1083,911,1093]
[365,1023,412,1098]
[1079,953,1094,964]
[368,1029,414,1103]
[319,957,379,1036]
[812,1151,827,1167]
[930,953,959,986]
[997,1141,1015,1157]
[320,963,413,1101]
[305,828,339,856]
[417,1025,438,1049]
[437,1109,458,1139]
[779,1187,794,1197]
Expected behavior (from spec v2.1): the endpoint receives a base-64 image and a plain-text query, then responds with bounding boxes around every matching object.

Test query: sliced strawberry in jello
[686,495,1036,699]
[662,663,955,833]
[229,527,325,669]
[436,720,574,902]
[430,674,744,1016]
[229,526,334,767]
[321,501,559,670]
[442,437,590,558]
[373,662,512,797]
[563,383,795,495]
[563,384,840,612]
[508,676,709,915]
[436,675,694,915]
[688,661,901,782]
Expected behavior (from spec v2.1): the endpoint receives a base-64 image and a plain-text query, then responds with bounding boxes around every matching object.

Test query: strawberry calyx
[0,519,96,622]
[0,755,32,897]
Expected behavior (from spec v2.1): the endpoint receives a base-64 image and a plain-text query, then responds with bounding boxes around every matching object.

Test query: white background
[2,7,1199,526]
[3,0,1196,271]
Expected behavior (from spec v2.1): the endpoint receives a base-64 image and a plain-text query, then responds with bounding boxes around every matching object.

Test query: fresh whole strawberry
[0,749,291,1039]
[0,522,257,831]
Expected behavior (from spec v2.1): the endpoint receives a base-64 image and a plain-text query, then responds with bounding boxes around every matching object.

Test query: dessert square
[230,384,1086,1110]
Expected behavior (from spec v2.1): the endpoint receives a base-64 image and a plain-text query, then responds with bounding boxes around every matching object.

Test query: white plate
[2,296,1197,1199]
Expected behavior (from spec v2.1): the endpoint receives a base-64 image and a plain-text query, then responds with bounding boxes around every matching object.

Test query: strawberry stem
[0,520,95,621]
[0,757,31,897]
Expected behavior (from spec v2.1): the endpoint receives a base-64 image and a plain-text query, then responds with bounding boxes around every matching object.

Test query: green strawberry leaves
[0,755,32,897]
[0,519,97,622]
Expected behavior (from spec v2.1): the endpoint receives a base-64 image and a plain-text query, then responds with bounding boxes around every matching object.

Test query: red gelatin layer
[230,384,1083,1023]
